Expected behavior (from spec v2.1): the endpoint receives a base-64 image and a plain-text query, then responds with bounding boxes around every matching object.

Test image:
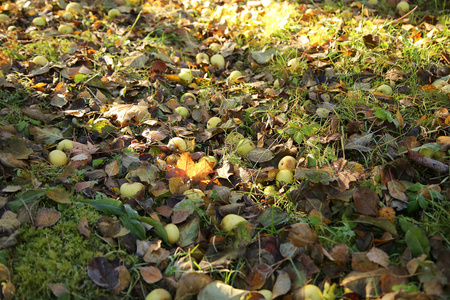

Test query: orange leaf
[32,82,47,91]
[176,153,214,183]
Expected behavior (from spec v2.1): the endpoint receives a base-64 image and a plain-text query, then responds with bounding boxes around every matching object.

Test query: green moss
[11,204,116,299]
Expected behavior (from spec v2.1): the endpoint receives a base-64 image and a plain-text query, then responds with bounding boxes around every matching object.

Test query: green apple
[298,284,323,300]
[164,223,180,244]
[229,70,242,82]
[167,137,187,152]
[367,0,378,5]
[433,151,446,162]
[180,92,196,102]
[199,155,217,167]
[49,150,68,166]
[263,185,278,197]
[236,138,256,156]
[225,132,244,145]
[278,156,297,171]
[397,1,410,13]
[62,12,74,21]
[196,53,209,64]
[174,106,189,117]
[108,8,121,19]
[0,14,10,23]
[209,43,221,53]
[7,26,16,31]
[376,84,393,95]
[66,2,82,14]
[183,189,205,200]
[32,55,49,66]
[146,288,172,300]
[210,54,225,68]
[207,117,221,129]
[220,214,247,232]
[56,139,74,150]
[58,25,73,34]
[178,69,193,83]
[32,17,46,27]
[258,290,273,300]
[120,182,144,198]
[276,170,294,185]
[419,148,434,158]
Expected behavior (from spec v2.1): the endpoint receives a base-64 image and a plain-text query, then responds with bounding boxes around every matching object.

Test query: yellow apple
[108,8,121,19]
[66,2,82,14]
[220,214,247,232]
[180,92,196,102]
[56,139,74,150]
[199,155,217,167]
[209,43,221,53]
[225,132,244,145]
[258,290,273,300]
[62,12,74,21]
[397,1,410,13]
[183,189,205,200]
[0,14,10,23]
[433,150,446,162]
[167,137,187,152]
[49,150,68,166]
[120,182,144,198]
[276,170,294,185]
[32,17,46,27]
[146,288,172,300]
[58,25,74,34]
[229,70,242,82]
[236,139,256,156]
[178,69,193,83]
[32,56,49,66]
[164,223,180,244]
[174,106,189,117]
[206,117,221,129]
[299,284,323,300]
[419,148,434,158]
[367,0,378,4]
[376,84,393,95]
[196,53,209,64]
[278,156,297,171]
[263,185,278,197]
[210,54,225,68]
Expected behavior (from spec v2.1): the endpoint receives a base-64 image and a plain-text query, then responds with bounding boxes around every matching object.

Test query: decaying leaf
[286,223,318,248]
[87,256,120,290]
[353,187,379,216]
[139,266,162,284]
[34,208,61,227]
[175,272,214,300]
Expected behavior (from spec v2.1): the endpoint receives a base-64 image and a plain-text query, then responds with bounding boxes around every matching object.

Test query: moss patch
[11,204,116,299]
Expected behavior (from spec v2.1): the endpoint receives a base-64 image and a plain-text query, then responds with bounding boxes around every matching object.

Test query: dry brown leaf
[353,187,379,216]
[77,217,90,239]
[139,266,162,284]
[286,223,318,248]
[366,247,389,269]
[34,208,61,227]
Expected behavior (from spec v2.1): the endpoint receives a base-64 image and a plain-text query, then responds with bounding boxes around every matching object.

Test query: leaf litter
[0,0,449,299]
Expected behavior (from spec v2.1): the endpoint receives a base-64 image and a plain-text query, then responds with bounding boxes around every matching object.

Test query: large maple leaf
[176,153,214,184]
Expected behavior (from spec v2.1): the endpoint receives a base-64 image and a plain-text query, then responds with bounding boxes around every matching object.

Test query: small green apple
[7,26,16,31]
[174,106,189,117]
[263,185,278,197]
[225,132,244,145]
[32,17,46,27]
[367,0,378,5]
[229,70,242,82]
[0,14,10,23]
[210,54,225,68]
[236,138,256,156]
[397,1,410,13]
[278,156,297,171]
[180,92,196,102]
[58,24,74,34]
[276,169,294,185]
[108,8,121,19]
[183,188,205,200]
[298,284,323,300]
[209,43,221,53]
[49,150,68,166]
[221,214,247,232]
[258,290,273,300]
[146,288,172,300]
[199,155,217,167]
[56,139,74,150]
[167,137,187,152]
[120,182,144,198]
[419,148,434,158]
[32,55,49,66]
[164,223,180,244]
[196,53,209,64]
[178,69,193,84]
[66,2,82,14]
[62,12,74,21]
[207,117,221,129]
[376,84,393,95]
[433,150,446,162]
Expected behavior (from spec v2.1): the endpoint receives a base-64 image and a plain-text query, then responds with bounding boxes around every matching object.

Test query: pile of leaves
[0,0,449,299]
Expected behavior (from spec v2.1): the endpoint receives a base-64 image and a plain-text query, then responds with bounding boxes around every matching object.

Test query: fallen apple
[167,137,187,152]
[367,0,378,5]
[7,26,16,31]
[397,1,410,13]
[56,139,74,150]
[229,70,242,82]
[183,189,205,200]
[376,84,393,95]
[165,154,180,165]
[196,53,210,64]
[278,156,297,171]
[178,69,193,84]
[276,169,294,185]
[66,2,82,14]
[225,132,244,145]
[432,79,447,89]
[180,93,196,103]
[236,138,256,156]
[221,214,248,232]
[32,17,46,27]
[419,148,434,158]
[62,12,74,21]
[287,57,301,69]
[174,106,189,118]
[206,116,222,129]
[58,24,73,34]
[210,54,225,68]
[199,155,217,167]
[0,14,10,23]
[297,284,323,300]
[258,289,273,300]
[263,185,278,197]
[164,223,180,244]
[146,288,172,300]
[32,55,49,66]
[120,182,144,198]
[108,8,121,19]
[209,43,221,53]
[433,150,446,162]
[49,150,68,166]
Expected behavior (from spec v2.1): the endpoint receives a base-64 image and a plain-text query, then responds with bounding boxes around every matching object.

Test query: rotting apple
[145,288,172,300]
[164,223,180,244]
[180,92,196,102]
[199,155,217,167]
[433,150,446,162]
[183,189,205,200]
[58,24,73,34]
[397,1,410,13]
[165,154,180,166]
[56,139,74,150]
[209,43,221,53]
[119,182,144,198]
[263,185,278,197]
[49,150,68,166]
[206,116,221,129]
[32,17,46,26]
[0,14,10,23]
[210,54,225,68]
[62,12,74,21]
[196,53,210,64]
[376,84,393,95]
[276,169,294,185]
[229,70,242,82]
[220,214,248,232]
[225,132,244,145]
[174,106,189,118]
[108,8,121,19]
[278,156,297,171]
[66,2,82,14]
[167,137,187,152]
[32,56,49,66]
[236,138,256,156]
[178,69,193,84]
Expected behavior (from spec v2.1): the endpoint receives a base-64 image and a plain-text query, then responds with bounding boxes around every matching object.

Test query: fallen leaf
[353,187,379,216]
[46,186,72,204]
[366,247,389,268]
[87,256,120,290]
[272,270,291,299]
[286,223,318,248]
[34,208,61,227]
[47,283,69,297]
[175,272,214,300]
[77,217,90,239]
[139,266,162,284]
